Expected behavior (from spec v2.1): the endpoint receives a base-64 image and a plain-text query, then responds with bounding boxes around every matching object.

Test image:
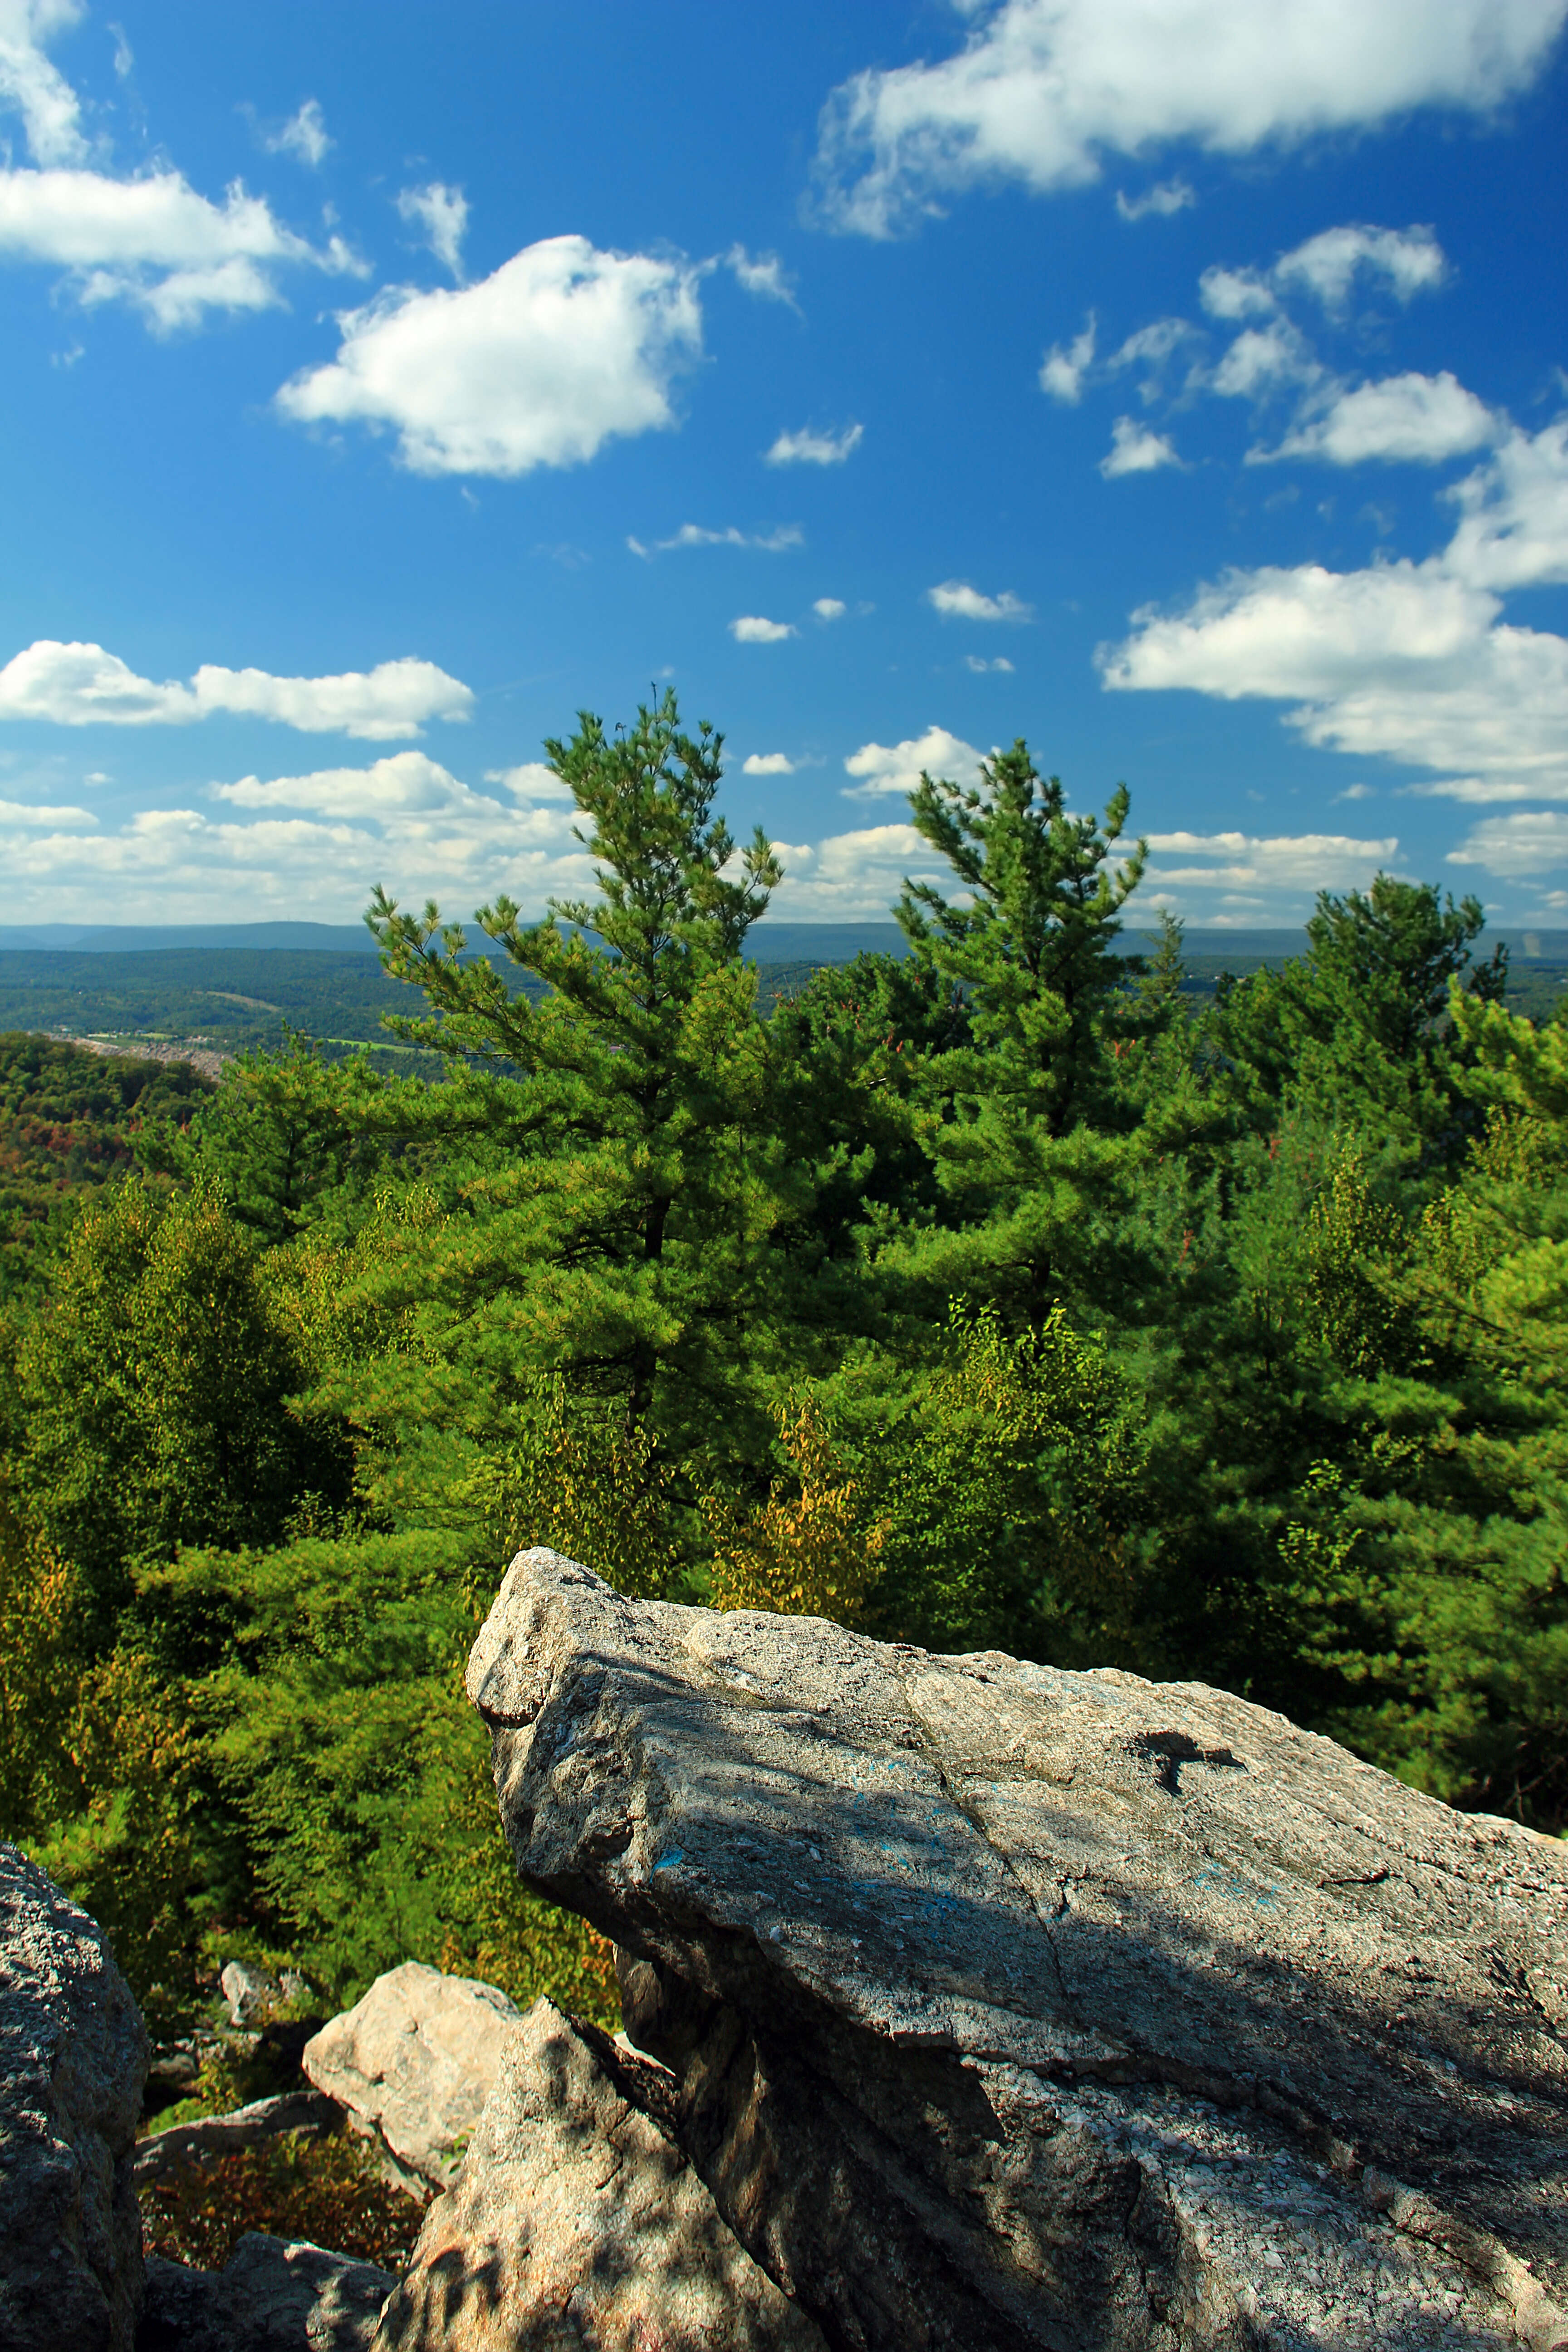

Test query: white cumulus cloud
[0,641,473,737]
[0,768,598,922]
[0,0,88,165]
[1444,420,1568,590]
[743,752,796,774]
[1259,370,1499,466]
[1446,811,1568,875]
[812,598,847,621]
[1273,221,1447,309]
[0,794,95,827]
[1138,827,1407,914]
[765,423,863,465]
[397,182,467,278]
[1145,828,1400,890]
[842,724,985,799]
[810,0,1567,236]
[1210,320,1321,398]
[484,761,575,802]
[1199,265,1277,320]
[0,164,358,328]
[277,235,704,477]
[0,15,357,326]
[765,822,956,916]
[1101,416,1180,476]
[1102,560,1495,701]
[195,657,474,739]
[730,616,796,643]
[965,654,1015,672]
[927,580,1032,622]
[211,751,488,816]
[1101,419,1568,802]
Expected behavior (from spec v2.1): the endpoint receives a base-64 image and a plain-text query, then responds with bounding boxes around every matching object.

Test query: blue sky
[1,0,1565,931]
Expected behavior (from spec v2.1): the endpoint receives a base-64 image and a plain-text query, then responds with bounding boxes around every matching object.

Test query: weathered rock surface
[134,2088,343,2183]
[466,1547,1568,2352]
[139,2233,394,2351]
[0,1840,149,2352]
[222,1960,283,2028]
[303,1964,524,2190]
[372,1994,824,2350]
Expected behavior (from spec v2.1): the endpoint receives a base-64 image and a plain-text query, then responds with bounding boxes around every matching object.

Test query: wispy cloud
[765,422,862,466]
[926,581,1032,622]
[627,522,802,558]
[1040,314,1096,403]
[723,244,799,308]
[1116,180,1194,222]
[265,99,332,169]
[396,182,468,279]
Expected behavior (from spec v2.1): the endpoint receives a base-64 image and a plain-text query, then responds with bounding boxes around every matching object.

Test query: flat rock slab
[372,1995,823,2350]
[304,1965,524,2190]
[466,1548,1568,2352]
[0,1840,149,2352]
[139,2234,394,2350]
[135,2089,343,2183]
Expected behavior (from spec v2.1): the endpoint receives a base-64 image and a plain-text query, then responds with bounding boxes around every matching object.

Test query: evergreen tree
[882,741,1169,1328]
[348,692,797,1535]
[10,1177,350,1642]
[140,1034,392,1246]
[1210,876,1507,1158]
[766,949,970,1254]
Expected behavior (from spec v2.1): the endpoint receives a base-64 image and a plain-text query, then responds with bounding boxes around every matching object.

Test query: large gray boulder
[302,1964,523,2191]
[0,1841,149,2352]
[465,1547,1568,2352]
[372,1995,823,2349]
[139,2234,394,2350]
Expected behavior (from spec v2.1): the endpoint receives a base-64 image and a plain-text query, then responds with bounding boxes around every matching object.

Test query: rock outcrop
[134,2087,343,2184]
[0,1841,150,2352]
[139,2233,394,2351]
[303,1963,524,2190]
[466,1547,1568,2352]
[372,1994,824,2349]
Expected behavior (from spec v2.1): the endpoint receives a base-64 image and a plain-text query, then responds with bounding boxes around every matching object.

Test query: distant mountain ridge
[1,920,1563,963]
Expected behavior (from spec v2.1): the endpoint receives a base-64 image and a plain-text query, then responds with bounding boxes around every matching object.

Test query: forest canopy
[2,689,1563,2028]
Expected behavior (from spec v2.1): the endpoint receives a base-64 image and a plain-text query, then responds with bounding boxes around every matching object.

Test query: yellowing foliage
[37,1644,205,2009]
[0,1499,78,1835]
[707,1392,886,1621]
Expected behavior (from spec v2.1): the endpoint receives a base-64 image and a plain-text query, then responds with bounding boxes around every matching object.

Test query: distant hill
[6,919,1565,963]
[0,923,1558,1057]
[0,921,383,955]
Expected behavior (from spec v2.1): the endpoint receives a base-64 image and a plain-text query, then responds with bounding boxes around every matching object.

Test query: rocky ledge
[465,1546,1568,2352]
[0,1840,149,2352]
